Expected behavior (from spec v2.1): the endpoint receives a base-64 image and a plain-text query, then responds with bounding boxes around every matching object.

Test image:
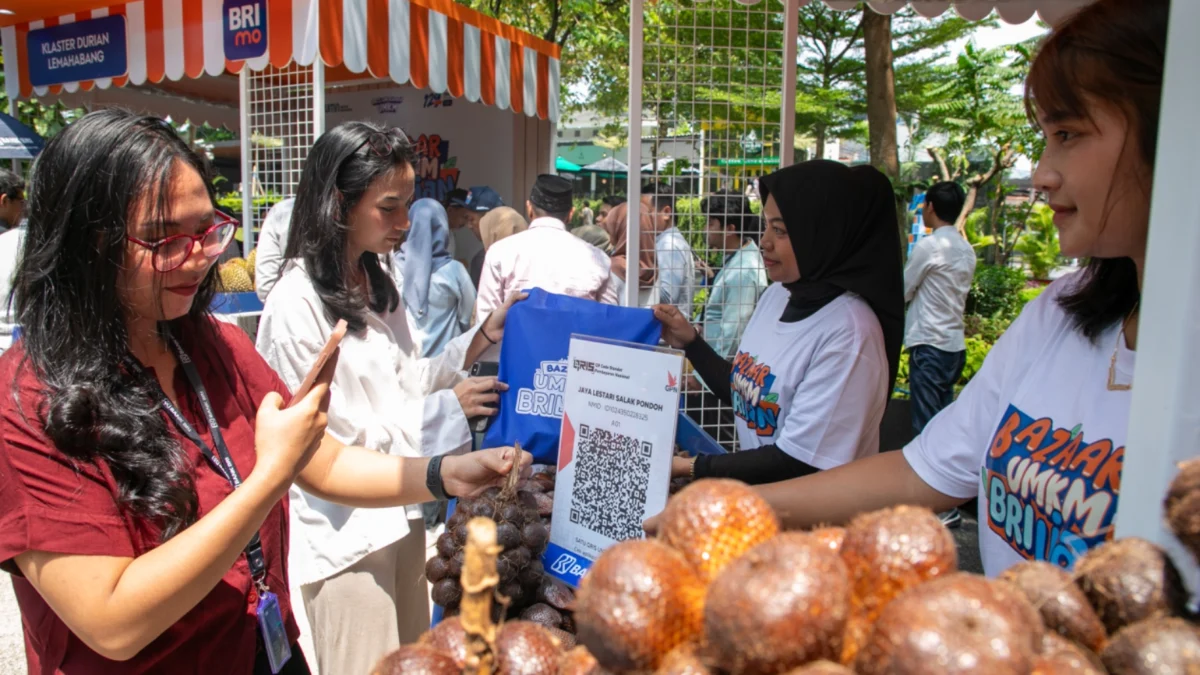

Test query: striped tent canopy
[1,0,562,122]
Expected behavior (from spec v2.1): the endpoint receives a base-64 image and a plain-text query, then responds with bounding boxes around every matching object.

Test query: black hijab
[757,159,905,392]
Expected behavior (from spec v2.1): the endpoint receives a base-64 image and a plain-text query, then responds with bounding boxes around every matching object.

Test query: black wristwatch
[427,455,452,501]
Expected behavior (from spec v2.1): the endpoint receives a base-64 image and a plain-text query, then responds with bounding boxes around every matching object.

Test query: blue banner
[27,15,128,88]
[223,0,269,61]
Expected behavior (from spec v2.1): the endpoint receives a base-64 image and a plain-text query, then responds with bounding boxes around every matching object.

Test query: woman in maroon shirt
[0,110,530,674]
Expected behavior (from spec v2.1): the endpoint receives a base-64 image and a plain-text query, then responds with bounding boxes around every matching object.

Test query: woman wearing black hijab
[656,160,903,484]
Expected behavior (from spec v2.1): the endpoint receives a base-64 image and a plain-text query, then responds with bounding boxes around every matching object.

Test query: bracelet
[427,455,452,501]
[481,315,498,345]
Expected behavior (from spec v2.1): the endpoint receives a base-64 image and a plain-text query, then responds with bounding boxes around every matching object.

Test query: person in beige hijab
[469,207,528,287]
[600,198,662,306]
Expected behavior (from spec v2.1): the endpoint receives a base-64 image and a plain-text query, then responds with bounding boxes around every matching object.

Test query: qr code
[569,424,653,542]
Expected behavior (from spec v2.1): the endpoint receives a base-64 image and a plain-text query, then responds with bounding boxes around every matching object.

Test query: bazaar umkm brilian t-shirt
[730,284,888,470]
[904,272,1132,577]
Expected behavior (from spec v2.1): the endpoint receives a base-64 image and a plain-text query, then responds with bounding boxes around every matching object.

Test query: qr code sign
[569,424,652,542]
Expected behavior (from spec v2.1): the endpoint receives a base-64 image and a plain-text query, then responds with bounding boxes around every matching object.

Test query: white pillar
[312,61,326,140]
[1114,0,1200,599]
[625,0,645,308]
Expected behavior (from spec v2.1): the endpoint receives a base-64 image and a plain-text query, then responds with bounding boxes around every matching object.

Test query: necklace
[1107,302,1138,391]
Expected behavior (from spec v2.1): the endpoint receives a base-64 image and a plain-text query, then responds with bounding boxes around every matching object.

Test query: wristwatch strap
[427,455,451,501]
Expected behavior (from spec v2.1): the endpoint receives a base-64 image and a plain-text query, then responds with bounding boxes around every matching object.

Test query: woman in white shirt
[397,199,475,357]
[655,160,903,484]
[255,122,521,674]
[676,0,1164,579]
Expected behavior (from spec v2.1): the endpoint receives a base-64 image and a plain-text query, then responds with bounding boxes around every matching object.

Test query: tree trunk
[863,8,899,180]
[955,184,978,237]
[814,123,827,160]
[987,181,1007,265]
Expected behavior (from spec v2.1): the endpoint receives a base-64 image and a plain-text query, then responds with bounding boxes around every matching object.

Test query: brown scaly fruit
[782,662,855,675]
[418,616,468,669]
[657,478,780,583]
[1073,538,1188,635]
[655,644,714,675]
[495,620,565,675]
[705,532,850,674]
[1000,560,1108,652]
[1165,458,1200,565]
[839,506,958,664]
[558,646,611,675]
[370,644,459,675]
[575,539,706,673]
[218,261,254,292]
[810,526,846,555]
[855,573,1045,675]
[1033,633,1106,675]
[1100,617,1200,675]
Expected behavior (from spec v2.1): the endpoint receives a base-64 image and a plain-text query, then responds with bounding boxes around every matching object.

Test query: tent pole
[8,100,18,175]
[239,70,254,251]
[780,0,799,169]
[313,61,326,140]
[1115,0,1200,599]
[626,0,645,308]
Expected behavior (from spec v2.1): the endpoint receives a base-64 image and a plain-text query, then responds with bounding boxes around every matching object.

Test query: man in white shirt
[903,182,976,434]
[253,197,295,301]
[647,182,697,319]
[475,174,617,324]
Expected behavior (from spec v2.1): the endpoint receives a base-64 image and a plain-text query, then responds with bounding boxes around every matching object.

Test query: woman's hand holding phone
[454,376,508,418]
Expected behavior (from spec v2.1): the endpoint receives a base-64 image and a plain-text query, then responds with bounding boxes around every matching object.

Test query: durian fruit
[246,247,258,272]
[218,260,254,293]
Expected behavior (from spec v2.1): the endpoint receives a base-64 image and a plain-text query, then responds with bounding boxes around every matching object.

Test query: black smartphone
[468,361,500,434]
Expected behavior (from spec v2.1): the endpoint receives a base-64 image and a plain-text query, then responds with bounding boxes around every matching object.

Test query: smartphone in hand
[288,319,348,406]
[468,361,500,433]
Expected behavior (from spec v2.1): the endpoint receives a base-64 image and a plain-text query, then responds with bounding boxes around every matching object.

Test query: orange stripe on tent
[536,52,549,120]
[182,0,204,79]
[366,0,389,79]
[479,26,495,106]
[268,0,293,68]
[446,16,464,98]
[410,0,559,60]
[508,40,523,114]
[319,0,344,67]
[144,0,166,83]
[109,5,128,86]
[409,3,429,91]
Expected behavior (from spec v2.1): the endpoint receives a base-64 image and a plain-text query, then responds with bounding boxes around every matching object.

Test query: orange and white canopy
[1,0,562,122]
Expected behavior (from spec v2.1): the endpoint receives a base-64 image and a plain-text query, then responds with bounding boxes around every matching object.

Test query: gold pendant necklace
[1106,303,1138,392]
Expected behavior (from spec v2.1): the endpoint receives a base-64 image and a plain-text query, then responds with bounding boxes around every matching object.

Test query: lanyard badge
[123,339,290,671]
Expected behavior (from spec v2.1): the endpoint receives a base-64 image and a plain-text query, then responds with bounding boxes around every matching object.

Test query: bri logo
[223,0,268,60]
[549,553,588,579]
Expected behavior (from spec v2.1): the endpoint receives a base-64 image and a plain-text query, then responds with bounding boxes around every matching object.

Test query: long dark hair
[285,122,415,333]
[1025,0,1166,341]
[13,109,221,541]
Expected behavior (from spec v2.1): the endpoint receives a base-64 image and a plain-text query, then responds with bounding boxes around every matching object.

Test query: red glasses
[127,217,238,273]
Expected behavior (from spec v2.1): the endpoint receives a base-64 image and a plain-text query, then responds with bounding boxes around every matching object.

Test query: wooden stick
[461,517,503,674]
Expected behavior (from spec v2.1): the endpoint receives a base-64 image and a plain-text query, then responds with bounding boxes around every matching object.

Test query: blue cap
[457,186,504,213]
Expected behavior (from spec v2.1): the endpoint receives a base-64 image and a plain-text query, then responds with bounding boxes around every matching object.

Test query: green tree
[921,42,1034,233]
[1015,203,1062,280]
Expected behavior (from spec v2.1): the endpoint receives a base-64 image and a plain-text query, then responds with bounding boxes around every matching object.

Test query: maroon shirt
[0,320,300,674]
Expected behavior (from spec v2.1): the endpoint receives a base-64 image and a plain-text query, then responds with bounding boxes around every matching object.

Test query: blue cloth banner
[482,288,662,465]
[27,15,128,88]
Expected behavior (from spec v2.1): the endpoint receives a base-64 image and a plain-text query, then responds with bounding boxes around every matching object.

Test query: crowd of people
[0,0,1172,671]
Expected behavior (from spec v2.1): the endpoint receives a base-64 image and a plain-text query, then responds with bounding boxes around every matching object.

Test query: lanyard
[123,338,269,590]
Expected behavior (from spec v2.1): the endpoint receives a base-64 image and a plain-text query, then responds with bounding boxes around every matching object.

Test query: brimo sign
[223,0,268,61]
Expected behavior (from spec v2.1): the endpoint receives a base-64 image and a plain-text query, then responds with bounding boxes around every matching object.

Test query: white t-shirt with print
[730,284,888,470]
[904,272,1132,578]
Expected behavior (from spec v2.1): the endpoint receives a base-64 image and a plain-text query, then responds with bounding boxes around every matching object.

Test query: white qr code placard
[544,335,683,587]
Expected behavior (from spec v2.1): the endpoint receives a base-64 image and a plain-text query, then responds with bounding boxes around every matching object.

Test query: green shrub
[894,351,911,399]
[216,191,283,218]
[966,264,1027,321]
[959,336,993,385]
[1017,285,1045,311]
[1015,204,1062,280]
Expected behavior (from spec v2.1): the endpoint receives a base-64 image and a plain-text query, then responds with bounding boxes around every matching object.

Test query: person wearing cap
[449,186,502,276]
[476,175,618,324]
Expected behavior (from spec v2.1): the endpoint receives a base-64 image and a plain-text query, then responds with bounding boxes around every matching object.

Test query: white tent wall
[627,0,1200,593]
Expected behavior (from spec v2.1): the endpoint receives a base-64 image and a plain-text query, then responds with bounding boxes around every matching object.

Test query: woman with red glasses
[0,109,530,674]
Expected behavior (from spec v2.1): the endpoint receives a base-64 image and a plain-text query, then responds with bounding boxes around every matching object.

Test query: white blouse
[256,261,477,585]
